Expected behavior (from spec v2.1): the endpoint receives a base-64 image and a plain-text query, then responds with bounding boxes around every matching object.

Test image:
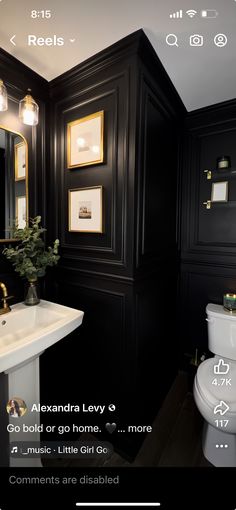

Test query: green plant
[3,216,60,281]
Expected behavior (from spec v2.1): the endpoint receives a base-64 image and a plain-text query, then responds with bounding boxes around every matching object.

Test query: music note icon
[11,446,18,453]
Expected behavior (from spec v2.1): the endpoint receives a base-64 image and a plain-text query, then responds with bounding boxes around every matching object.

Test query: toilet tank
[206,303,236,360]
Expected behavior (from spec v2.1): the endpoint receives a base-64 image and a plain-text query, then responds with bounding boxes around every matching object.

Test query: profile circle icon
[214,33,227,47]
[6,398,27,418]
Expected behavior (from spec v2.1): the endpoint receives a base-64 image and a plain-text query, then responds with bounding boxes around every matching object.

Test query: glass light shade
[19,93,39,126]
[0,79,8,111]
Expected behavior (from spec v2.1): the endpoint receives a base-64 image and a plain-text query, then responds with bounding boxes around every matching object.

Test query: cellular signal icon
[186,9,197,18]
[170,10,183,19]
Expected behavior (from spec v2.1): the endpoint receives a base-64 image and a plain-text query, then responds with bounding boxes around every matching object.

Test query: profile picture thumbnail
[6,397,27,418]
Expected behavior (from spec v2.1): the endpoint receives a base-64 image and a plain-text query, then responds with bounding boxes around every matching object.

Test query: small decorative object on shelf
[2,216,60,306]
[217,156,231,170]
[223,293,236,312]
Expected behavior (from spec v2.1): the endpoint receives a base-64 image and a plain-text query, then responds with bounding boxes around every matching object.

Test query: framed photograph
[211,181,228,202]
[15,141,26,181]
[15,196,26,229]
[67,111,104,168]
[68,186,103,233]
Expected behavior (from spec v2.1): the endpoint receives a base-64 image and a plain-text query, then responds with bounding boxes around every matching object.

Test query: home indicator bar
[75,504,161,507]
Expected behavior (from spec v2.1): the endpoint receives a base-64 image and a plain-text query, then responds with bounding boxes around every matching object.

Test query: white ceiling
[0,0,236,111]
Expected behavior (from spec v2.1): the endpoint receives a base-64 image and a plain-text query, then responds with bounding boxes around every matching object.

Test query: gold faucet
[0,282,11,315]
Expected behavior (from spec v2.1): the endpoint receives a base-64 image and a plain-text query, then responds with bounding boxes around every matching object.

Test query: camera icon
[190,34,204,46]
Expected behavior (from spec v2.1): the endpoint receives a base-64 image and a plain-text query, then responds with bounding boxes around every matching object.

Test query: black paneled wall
[45,30,185,457]
[179,99,236,360]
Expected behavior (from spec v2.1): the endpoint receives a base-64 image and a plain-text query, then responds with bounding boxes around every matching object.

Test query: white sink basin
[0,299,84,372]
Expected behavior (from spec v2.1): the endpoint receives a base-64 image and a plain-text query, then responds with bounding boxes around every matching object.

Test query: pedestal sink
[0,300,84,467]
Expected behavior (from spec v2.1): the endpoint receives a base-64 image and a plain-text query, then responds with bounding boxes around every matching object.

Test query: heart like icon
[105,422,116,434]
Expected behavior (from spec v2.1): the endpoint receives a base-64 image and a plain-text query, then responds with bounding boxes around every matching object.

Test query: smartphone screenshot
[0,1,236,508]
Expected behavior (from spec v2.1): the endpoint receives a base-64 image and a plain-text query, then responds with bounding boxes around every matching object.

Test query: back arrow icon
[10,35,16,46]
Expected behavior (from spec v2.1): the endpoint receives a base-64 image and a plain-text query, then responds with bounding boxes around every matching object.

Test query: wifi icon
[186,9,197,18]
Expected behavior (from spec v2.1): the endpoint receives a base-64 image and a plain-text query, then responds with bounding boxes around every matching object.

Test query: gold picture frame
[15,141,26,181]
[67,111,104,168]
[15,195,26,229]
[68,186,104,233]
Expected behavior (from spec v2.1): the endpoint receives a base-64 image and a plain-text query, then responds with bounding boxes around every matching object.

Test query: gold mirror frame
[0,125,28,242]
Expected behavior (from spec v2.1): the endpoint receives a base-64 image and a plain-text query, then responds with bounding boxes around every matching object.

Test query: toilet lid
[196,357,236,413]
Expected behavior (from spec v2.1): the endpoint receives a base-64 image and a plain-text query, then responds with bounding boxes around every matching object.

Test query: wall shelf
[203,199,236,209]
[204,168,236,180]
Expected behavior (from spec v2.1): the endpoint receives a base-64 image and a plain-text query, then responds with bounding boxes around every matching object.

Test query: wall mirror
[0,126,28,241]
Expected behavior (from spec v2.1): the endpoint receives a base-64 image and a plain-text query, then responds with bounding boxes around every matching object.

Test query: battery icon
[201,9,218,18]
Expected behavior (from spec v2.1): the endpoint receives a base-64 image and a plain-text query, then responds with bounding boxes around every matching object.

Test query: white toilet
[194,303,236,467]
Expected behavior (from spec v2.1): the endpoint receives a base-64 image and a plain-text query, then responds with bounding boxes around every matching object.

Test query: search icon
[166,34,178,47]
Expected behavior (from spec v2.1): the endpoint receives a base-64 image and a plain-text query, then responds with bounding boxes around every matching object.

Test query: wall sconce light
[19,89,39,126]
[0,79,8,111]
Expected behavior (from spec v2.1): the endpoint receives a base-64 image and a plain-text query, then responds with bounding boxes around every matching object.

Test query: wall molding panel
[51,70,130,274]
[179,98,236,356]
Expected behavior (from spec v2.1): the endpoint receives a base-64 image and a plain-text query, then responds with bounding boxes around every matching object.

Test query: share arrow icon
[214,401,230,416]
